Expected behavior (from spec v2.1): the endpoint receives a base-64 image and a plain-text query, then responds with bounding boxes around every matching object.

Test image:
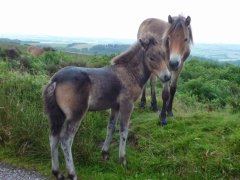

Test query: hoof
[68,174,78,180]
[159,121,167,127]
[120,156,127,167]
[167,111,174,116]
[52,170,65,180]
[102,151,110,160]
[140,101,146,109]
[152,107,159,112]
[151,103,159,112]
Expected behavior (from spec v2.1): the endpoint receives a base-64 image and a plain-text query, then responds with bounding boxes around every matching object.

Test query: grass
[0,44,240,179]
[0,84,239,180]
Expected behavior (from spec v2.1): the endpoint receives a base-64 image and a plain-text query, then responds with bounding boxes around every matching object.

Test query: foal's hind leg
[102,108,119,160]
[50,133,65,180]
[60,112,87,180]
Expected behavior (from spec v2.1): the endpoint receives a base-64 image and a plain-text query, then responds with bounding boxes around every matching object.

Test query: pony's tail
[42,82,65,135]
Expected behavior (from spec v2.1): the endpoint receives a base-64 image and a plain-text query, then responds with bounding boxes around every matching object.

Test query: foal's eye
[150,57,154,61]
[166,37,170,42]
[184,38,188,42]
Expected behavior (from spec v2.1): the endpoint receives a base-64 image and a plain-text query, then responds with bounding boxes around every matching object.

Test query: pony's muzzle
[169,54,181,71]
[159,69,171,83]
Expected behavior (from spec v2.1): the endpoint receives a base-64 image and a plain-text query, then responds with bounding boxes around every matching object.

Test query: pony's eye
[150,57,154,61]
[166,37,170,42]
[184,38,188,42]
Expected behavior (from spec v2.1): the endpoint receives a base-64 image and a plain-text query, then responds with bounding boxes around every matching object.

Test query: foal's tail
[42,82,65,135]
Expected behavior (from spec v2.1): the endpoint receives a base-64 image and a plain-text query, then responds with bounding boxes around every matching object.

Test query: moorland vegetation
[0,42,240,179]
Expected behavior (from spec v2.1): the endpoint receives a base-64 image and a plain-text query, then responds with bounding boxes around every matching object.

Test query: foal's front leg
[119,102,134,167]
[102,108,119,160]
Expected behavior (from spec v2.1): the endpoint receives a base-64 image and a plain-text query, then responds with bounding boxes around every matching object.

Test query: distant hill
[0,37,39,44]
[1,34,240,64]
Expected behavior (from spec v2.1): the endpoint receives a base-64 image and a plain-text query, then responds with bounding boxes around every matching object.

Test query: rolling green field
[70,43,97,50]
[0,42,240,180]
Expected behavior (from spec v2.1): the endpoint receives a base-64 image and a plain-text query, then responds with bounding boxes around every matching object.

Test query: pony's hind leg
[102,108,119,160]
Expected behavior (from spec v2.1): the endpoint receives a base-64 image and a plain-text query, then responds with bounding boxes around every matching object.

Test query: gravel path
[0,161,50,180]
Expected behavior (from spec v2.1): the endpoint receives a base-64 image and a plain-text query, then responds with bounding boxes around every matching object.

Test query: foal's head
[140,33,171,83]
[163,15,193,71]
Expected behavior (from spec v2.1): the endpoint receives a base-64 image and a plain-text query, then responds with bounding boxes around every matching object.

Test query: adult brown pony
[137,15,193,126]
[27,45,56,56]
[42,33,170,180]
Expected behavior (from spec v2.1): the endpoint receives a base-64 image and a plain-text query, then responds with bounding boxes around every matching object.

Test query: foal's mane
[111,41,142,65]
[111,34,158,65]
[163,15,193,44]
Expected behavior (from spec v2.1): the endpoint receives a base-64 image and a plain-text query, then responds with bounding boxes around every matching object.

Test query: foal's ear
[186,16,191,26]
[168,15,174,24]
[139,38,149,51]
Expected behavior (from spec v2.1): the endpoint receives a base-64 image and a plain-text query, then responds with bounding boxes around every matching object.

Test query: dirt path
[0,161,50,180]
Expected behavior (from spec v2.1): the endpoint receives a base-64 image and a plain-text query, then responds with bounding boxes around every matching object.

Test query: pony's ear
[139,38,149,51]
[186,16,191,26]
[168,15,174,24]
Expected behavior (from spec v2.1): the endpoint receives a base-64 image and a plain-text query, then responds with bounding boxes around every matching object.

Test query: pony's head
[163,15,193,71]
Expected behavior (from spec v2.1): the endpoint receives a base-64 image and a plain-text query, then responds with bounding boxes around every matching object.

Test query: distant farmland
[70,43,97,50]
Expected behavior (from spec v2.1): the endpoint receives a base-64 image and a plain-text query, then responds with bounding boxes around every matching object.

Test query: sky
[0,0,239,44]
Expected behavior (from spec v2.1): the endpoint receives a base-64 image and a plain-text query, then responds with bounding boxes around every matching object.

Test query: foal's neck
[127,49,152,88]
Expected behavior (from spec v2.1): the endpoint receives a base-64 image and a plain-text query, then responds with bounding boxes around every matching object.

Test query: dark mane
[163,15,193,45]
[111,42,141,65]
[111,34,158,65]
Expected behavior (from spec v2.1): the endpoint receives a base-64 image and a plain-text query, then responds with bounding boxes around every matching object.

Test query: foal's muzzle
[159,69,171,83]
[169,54,181,71]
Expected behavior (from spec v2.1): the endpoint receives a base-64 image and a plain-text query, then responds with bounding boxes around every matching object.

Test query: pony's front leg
[139,84,147,109]
[102,108,119,160]
[166,86,176,116]
[159,82,170,126]
[166,64,184,116]
[119,102,134,167]
[150,74,159,112]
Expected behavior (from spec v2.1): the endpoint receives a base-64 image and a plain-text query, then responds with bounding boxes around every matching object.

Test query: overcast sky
[0,0,239,44]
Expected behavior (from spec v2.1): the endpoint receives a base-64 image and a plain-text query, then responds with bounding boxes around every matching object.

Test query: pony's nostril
[169,60,180,71]
[170,61,178,67]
